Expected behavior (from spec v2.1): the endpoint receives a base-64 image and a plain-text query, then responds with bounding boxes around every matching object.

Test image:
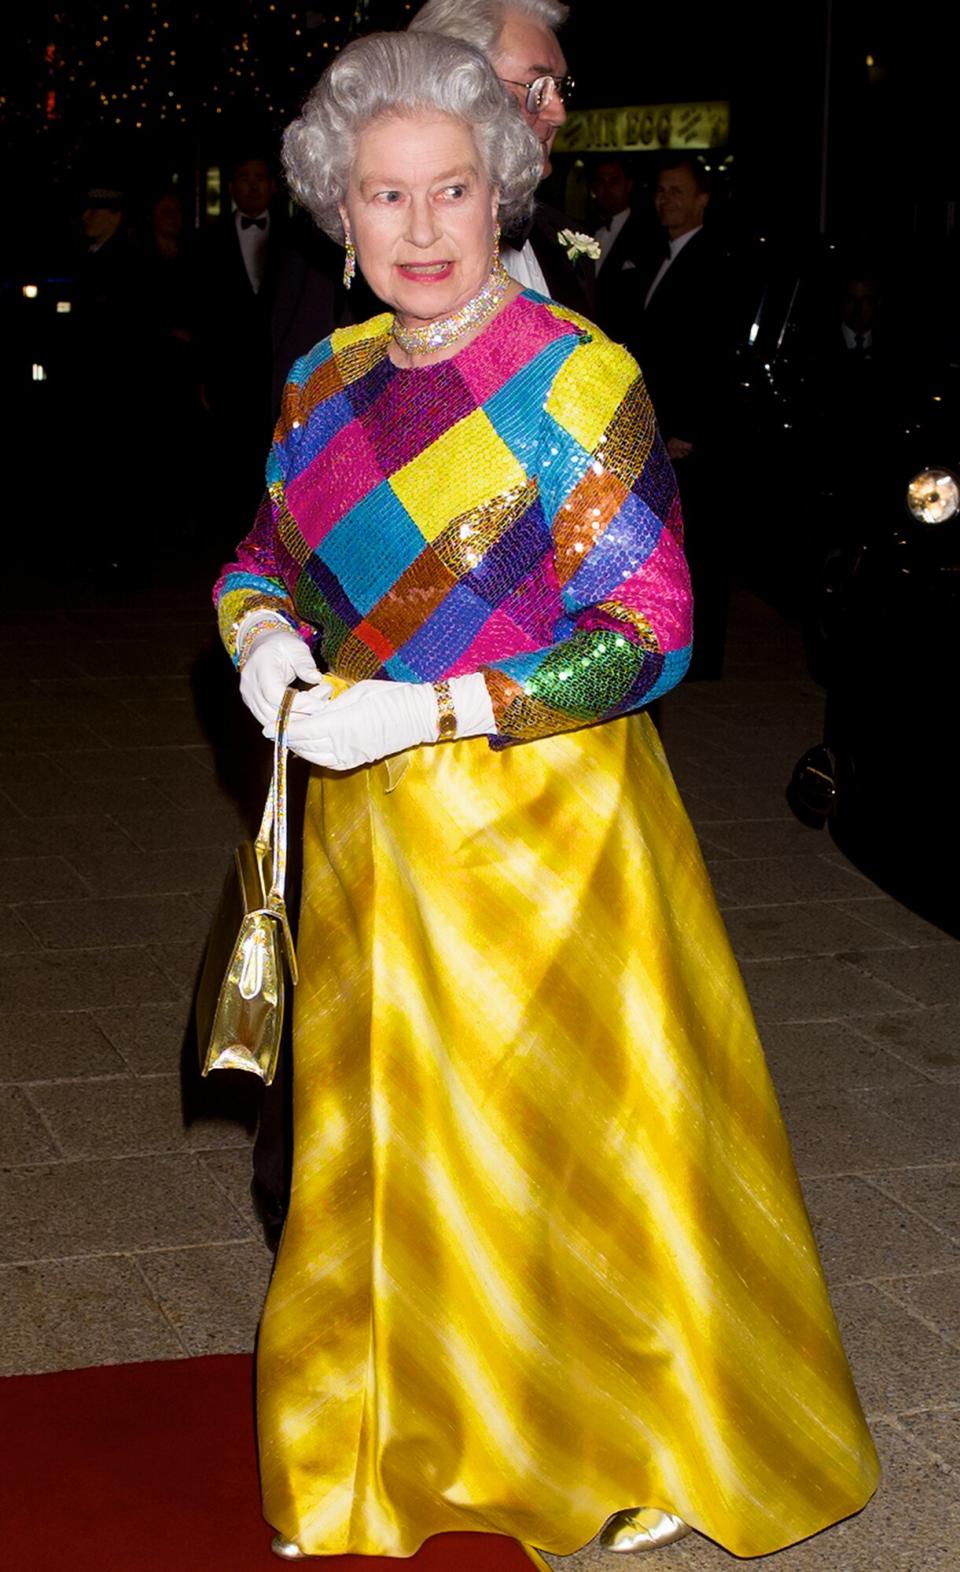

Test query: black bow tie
[241,215,267,230]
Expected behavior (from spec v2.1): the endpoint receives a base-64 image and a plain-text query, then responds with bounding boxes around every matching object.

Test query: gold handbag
[197,685,300,1085]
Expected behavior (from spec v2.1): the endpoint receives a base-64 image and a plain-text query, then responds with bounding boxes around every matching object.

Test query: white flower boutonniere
[557,228,601,265]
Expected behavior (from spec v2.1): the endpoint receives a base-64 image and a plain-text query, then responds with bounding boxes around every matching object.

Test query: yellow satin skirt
[256,713,879,1559]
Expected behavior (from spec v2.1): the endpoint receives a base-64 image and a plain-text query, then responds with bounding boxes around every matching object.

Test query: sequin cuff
[216,582,302,667]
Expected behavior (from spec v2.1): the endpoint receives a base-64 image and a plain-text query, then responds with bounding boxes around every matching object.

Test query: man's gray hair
[283,31,543,241]
[410,0,569,60]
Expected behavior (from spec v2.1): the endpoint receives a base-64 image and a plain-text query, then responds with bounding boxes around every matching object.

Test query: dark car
[720,236,960,932]
[789,366,960,935]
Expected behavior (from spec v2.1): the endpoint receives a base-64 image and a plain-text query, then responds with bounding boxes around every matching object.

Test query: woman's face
[342,112,499,327]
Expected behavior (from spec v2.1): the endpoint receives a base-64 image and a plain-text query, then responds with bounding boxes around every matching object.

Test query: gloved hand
[238,622,329,729]
[279,674,495,770]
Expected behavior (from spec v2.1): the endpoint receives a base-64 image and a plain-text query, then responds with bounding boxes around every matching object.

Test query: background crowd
[3,0,958,677]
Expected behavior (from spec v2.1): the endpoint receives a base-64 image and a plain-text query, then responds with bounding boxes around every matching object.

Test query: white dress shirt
[643,224,703,309]
[841,322,873,353]
[594,207,630,273]
[502,239,549,297]
[236,208,271,293]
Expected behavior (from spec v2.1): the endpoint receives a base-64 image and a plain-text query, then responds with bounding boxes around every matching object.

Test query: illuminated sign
[554,101,730,155]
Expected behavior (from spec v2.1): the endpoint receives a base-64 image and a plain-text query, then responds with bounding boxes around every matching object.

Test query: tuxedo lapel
[529,205,595,316]
[644,229,705,319]
[599,211,643,280]
[226,219,256,297]
[259,216,288,302]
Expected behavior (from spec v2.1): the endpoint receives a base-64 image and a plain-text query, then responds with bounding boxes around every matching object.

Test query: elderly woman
[214,30,878,1567]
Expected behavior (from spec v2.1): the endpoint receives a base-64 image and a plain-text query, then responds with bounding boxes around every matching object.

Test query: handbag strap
[255,684,297,905]
[253,684,300,985]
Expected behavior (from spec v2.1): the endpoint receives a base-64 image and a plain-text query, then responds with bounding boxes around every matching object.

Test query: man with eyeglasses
[410,0,594,314]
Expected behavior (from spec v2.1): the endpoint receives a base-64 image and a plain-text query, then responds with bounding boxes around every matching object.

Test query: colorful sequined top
[215,290,692,744]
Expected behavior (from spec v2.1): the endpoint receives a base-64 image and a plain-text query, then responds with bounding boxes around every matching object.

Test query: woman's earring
[493,221,501,259]
[343,237,356,290]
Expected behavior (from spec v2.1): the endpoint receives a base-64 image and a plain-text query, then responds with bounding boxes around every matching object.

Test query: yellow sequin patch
[545,334,638,455]
[390,408,526,544]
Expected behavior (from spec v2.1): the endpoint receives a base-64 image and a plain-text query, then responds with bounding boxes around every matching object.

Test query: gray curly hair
[410,0,569,60]
[282,32,543,242]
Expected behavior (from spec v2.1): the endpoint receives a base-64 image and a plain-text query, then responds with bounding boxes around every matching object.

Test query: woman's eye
[377,190,402,204]
[443,185,466,200]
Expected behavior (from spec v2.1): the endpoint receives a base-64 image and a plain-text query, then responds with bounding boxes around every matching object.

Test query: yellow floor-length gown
[256,712,880,1559]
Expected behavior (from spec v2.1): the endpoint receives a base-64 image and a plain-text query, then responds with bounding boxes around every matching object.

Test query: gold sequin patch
[432,480,539,580]
[483,669,576,742]
[303,357,344,413]
[595,598,662,652]
[483,667,524,724]
[273,489,312,568]
[552,468,630,586]
[332,628,384,681]
[334,327,392,389]
[500,690,580,741]
[597,377,656,489]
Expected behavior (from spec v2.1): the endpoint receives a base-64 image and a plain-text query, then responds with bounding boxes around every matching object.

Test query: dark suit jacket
[195,211,290,440]
[270,223,348,418]
[633,228,731,451]
[524,202,595,318]
[592,208,648,348]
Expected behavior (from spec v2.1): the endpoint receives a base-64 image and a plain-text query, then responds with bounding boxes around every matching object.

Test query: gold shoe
[599,1507,691,1552]
[271,1534,307,1559]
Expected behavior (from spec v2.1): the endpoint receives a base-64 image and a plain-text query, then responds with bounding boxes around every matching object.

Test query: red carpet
[1,1355,537,1571]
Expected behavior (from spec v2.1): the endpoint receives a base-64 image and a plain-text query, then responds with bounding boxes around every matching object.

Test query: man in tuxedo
[635,157,733,678]
[270,219,347,419]
[410,0,594,315]
[591,155,647,346]
[839,273,880,357]
[195,154,289,531]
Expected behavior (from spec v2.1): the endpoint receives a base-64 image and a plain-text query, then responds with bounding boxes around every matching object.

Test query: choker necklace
[391,257,511,357]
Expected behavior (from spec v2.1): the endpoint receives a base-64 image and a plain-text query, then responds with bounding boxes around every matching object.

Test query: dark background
[1,0,956,266]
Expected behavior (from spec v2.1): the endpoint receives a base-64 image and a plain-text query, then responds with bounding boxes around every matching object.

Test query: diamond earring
[343,236,356,290]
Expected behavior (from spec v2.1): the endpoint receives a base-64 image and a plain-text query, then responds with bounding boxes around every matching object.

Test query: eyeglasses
[499,73,574,116]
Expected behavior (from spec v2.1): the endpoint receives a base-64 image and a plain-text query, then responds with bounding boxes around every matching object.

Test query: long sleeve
[479,332,693,743]
[213,378,315,664]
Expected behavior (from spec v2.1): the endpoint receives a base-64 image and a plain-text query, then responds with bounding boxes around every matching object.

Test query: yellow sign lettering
[554,101,730,155]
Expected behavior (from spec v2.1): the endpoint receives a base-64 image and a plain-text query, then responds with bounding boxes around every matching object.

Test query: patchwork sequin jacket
[215,290,693,745]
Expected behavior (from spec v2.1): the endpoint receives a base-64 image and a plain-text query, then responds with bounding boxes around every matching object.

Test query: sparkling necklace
[391,258,511,358]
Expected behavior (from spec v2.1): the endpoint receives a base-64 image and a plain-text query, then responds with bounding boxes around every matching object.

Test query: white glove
[238,621,329,729]
[280,673,495,770]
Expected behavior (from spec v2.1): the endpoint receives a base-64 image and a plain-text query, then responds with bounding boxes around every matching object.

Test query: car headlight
[906,468,960,524]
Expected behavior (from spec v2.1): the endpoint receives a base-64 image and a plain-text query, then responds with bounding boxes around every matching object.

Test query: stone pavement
[1,572,958,1569]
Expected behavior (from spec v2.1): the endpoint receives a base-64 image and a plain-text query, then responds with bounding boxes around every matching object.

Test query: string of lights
[2,2,415,141]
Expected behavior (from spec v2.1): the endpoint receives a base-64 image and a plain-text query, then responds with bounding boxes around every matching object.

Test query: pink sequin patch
[503,554,564,644]
[286,419,382,549]
[617,529,693,651]
[665,490,685,543]
[445,607,542,675]
[457,298,573,406]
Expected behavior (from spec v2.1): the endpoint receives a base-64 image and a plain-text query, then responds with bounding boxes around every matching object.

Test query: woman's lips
[396,261,455,282]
